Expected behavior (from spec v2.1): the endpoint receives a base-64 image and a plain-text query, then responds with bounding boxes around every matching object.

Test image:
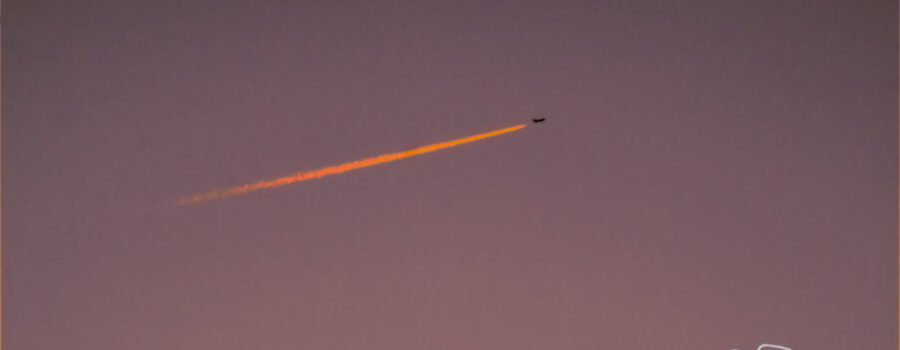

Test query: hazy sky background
[3,1,897,349]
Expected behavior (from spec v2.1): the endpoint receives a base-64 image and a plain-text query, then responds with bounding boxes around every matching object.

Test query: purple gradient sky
[3,1,897,349]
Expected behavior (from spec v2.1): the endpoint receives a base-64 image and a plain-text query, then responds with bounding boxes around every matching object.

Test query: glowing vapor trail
[177,124,526,205]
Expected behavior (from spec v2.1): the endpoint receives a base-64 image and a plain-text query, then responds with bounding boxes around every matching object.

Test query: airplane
[532,117,546,123]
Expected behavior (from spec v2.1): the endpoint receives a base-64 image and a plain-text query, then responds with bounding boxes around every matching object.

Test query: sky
[3,1,897,349]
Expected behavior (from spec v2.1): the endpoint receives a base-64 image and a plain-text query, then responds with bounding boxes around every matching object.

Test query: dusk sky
[3,1,897,349]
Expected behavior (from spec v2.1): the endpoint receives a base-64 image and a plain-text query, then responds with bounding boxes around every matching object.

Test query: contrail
[177,124,526,205]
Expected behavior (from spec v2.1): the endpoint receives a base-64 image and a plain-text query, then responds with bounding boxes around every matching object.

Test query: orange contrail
[177,124,526,205]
